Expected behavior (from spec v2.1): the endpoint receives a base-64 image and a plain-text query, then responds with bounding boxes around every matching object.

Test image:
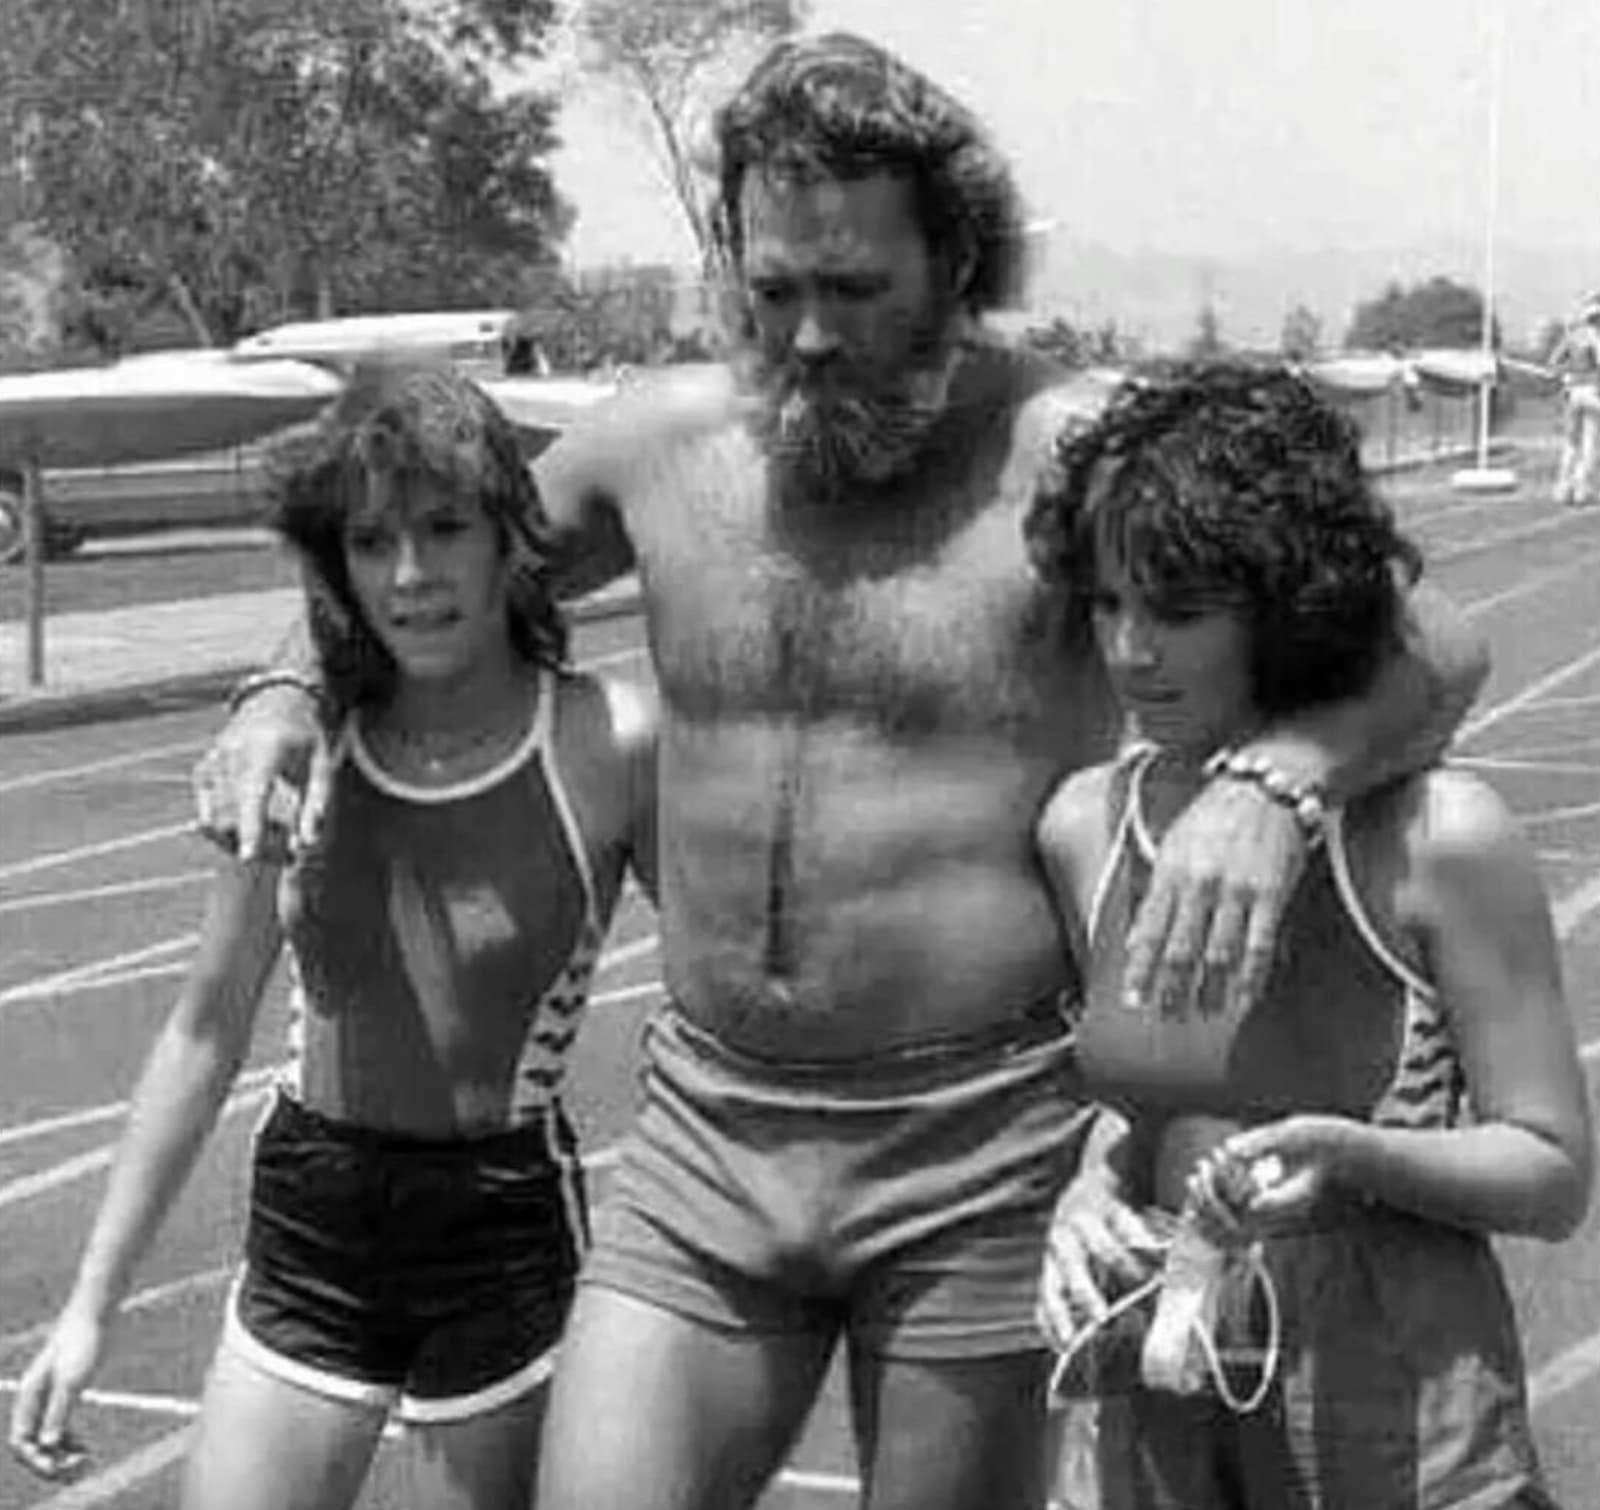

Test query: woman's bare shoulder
[1037,759,1124,864]
[1365,765,1546,936]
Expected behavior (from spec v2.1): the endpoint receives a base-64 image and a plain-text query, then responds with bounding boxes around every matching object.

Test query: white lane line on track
[20,960,665,1010]
[24,1424,193,1510]
[1460,545,1600,620]
[1531,1336,1600,1413]
[1460,641,1600,743]
[1516,694,1600,711]
[0,935,200,1011]
[0,1389,856,1504]
[0,644,648,802]
[0,1382,201,1422]
[25,963,191,996]
[0,870,211,918]
[0,1087,270,1212]
[0,936,659,1147]
[0,740,205,798]
[0,1144,122,1213]
[0,822,197,884]
[1521,800,1600,827]
[1434,510,1600,566]
[1556,872,1600,945]
[0,1393,857,1504]
[0,1266,236,1359]
[0,1069,278,1152]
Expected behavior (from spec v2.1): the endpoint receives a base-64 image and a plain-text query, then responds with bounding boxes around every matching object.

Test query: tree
[1345,276,1499,352]
[1280,303,1322,362]
[1187,303,1227,359]
[0,0,572,357]
[1021,317,1091,370]
[576,0,807,277]
[507,263,683,373]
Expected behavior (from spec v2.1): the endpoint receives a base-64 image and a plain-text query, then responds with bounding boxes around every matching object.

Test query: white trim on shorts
[220,1271,559,1426]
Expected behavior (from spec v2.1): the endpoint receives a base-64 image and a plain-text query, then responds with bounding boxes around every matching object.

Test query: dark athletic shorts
[226,1093,586,1423]
[584,1002,1092,1361]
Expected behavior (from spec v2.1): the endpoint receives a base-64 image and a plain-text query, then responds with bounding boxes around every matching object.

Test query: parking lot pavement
[0,576,642,734]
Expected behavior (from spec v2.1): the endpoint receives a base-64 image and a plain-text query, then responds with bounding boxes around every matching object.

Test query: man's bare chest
[630,456,1081,736]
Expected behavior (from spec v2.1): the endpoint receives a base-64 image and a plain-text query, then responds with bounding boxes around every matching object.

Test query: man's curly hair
[712,31,1028,313]
[265,362,568,717]
[1024,362,1423,718]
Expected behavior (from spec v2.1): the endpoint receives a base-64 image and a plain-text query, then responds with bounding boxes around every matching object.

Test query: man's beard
[739,319,967,498]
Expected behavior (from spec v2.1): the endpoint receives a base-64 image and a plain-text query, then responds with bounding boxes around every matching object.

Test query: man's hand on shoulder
[1125,775,1313,1018]
[192,684,331,862]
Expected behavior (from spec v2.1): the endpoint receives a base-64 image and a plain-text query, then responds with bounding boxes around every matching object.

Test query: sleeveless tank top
[277,668,608,1130]
[1075,747,1466,1131]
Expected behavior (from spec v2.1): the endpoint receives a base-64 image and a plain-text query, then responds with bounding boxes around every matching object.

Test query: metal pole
[1477,0,1505,471]
[23,456,45,686]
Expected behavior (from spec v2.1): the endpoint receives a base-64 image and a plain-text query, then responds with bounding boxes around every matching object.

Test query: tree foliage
[576,0,807,276]
[1345,276,1499,352]
[0,0,571,358]
[1019,316,1134,371]
[1279,303,1323,361]
[506,264,691,372]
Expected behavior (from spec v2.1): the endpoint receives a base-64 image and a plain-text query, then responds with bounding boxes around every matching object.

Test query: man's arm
[194,393,642,859]
[532,402,638,601]
[1235,576,1488,802]
[1124,577,1489,1015]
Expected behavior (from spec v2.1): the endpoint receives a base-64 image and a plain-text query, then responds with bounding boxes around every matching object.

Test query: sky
[547,0,1600,275]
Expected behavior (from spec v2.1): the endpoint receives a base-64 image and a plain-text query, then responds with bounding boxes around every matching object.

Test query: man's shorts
[225,1093,586,1423]
[584,1002,1092,1362]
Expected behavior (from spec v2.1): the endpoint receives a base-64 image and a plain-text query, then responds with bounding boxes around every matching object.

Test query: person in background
[8,364,657,1510]
[1032,363,1590,1509]
[1549,293,1600,508]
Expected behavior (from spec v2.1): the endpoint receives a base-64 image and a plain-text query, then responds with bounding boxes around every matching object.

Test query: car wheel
[45,521,86,560]
[0,485,25,566]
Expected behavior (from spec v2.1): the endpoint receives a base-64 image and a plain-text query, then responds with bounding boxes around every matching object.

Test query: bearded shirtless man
[195,34,1488,1510]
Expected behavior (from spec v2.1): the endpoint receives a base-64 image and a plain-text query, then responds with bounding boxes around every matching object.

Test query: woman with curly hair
[9,364,658,1510]
[1029,363,1589,1508]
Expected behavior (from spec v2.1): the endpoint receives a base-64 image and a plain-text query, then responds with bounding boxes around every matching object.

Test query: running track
[1,449,1598,1508]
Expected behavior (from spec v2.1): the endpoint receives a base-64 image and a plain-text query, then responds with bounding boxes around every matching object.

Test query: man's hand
[191,686,331,861]
[1123,779,1311,1017]
[1037,1176,1165,1352]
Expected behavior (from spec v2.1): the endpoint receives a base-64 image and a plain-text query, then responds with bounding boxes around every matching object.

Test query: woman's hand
[8,1306,110,1480]
[1187,1114,1362,1234]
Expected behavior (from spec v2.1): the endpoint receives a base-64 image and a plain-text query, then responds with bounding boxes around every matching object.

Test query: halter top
[278,668,608,1131]
[1075,747,1466,1132]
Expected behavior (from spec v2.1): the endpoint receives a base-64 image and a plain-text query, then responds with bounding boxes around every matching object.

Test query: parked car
[0,447,271,565]
[0,375,612,566]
